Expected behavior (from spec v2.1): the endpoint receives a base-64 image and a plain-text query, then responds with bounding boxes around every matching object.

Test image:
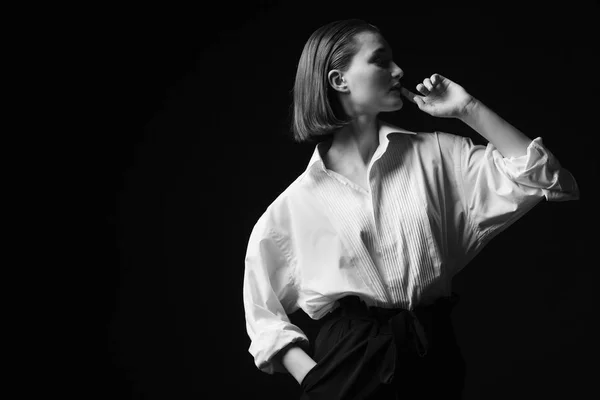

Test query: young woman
[242,19,579,399]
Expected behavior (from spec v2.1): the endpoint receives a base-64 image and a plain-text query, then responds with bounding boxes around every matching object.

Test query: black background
[85,2,598,399]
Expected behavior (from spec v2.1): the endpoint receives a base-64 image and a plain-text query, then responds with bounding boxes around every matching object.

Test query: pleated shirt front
[242,121,579,374]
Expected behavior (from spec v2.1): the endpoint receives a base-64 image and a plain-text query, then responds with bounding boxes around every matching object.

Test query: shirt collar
[305,120,417,173]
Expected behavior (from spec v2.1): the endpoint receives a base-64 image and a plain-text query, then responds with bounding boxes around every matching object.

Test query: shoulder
[407,130,470,161]
[249,175,307,240]
[411,130,463,149]
[381,124,470,168]
[379,121,462,149]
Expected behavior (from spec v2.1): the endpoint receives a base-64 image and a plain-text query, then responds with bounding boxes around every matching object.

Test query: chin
[383,99,403,112]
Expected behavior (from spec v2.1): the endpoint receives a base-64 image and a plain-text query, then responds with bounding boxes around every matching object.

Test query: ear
[327,69,349,93]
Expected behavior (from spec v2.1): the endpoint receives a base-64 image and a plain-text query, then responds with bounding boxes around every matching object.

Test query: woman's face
[337,31,404,115]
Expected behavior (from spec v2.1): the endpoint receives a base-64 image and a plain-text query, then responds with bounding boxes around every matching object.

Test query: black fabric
[299,295,466,399]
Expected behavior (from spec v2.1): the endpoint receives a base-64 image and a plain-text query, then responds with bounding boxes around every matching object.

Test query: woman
[242,19,579,399]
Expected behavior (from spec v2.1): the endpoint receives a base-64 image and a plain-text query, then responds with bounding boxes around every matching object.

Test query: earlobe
[328,70,348,93]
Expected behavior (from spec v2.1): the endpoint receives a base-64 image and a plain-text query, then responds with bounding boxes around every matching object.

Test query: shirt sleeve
[242,215,309,375]
[455,136,580,253]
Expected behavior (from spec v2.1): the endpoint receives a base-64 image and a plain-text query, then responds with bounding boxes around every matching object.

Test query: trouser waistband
[334,294,460,357]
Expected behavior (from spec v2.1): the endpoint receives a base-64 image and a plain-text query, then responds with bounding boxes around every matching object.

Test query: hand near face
[401,74,474,118]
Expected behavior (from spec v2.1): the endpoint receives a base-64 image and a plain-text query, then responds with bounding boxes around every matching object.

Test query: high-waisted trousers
[299,294,466,400]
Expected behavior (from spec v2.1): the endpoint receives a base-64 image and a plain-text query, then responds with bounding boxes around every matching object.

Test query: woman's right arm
[275,344,317,385]
[243,218,313,378]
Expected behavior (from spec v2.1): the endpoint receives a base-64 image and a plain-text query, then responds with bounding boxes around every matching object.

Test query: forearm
[274,344,317,384]
[459,99,532,158]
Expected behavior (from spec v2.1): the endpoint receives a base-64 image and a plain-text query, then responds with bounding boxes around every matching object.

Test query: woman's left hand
[401,73,475,118]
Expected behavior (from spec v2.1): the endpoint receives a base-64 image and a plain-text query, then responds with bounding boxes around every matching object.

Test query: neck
[328,115,380,169]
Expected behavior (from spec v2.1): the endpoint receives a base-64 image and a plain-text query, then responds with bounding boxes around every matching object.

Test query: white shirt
[242,121,579,374]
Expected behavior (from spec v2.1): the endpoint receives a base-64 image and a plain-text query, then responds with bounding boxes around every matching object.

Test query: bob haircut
[291,19,380,144]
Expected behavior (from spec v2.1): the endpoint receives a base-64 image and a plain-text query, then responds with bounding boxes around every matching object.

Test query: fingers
[417,77,434,95]
[432,73,447,84]
[416,83,429,96]
[431,73,445,86]
[423,78,434,91]
[400,87,418,103]
[416,73,445,95]
[401,88,424,107]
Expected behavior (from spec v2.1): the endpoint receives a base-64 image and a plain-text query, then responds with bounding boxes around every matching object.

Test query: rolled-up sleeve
[243,216,309,375]
[456,136,579,250]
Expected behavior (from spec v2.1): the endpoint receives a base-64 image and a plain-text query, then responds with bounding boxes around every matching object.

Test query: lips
[390,83,402,92]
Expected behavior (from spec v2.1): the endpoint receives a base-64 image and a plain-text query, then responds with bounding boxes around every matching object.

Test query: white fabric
[243,121,579,374]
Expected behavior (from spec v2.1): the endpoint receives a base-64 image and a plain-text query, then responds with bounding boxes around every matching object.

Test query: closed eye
[369,48,393,68]
[375,57,391,67]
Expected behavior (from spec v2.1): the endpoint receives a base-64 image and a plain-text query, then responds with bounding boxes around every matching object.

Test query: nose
[391,62,403,79]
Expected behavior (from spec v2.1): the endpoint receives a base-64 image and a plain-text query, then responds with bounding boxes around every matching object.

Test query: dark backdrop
[90,2,598,399]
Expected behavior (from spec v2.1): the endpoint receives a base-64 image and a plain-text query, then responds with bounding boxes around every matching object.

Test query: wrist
[279,344,317,384]
[458,96,481,122]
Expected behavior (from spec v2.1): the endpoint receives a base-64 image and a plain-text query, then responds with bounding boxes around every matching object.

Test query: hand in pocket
[299,361,319,390]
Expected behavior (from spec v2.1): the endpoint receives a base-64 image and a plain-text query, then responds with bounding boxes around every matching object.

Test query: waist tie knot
[335,294,460,357]
[406,310,429,357]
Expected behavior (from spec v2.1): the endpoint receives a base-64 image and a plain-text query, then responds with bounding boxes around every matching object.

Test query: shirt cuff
[249,326,309,374]
[489,137,579,201]
[492,137,552,178]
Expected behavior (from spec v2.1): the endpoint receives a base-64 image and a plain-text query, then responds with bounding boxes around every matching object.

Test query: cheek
[347,69,391,105]
[375,73,391,89]
[352,73,388,98]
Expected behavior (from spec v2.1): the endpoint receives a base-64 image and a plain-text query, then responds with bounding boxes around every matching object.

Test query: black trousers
[299,294,466,400]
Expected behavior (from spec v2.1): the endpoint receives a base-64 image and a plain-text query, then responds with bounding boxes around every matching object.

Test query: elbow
[554,168,580,201]
[543,176,580,202]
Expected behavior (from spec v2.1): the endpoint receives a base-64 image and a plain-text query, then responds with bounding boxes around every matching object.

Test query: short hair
[291,19,380,144]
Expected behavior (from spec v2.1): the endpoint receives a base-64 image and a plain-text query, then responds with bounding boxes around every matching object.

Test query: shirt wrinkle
[243,120,579,374]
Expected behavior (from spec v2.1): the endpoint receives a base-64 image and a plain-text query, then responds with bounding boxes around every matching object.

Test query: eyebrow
[368,47,389,61]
